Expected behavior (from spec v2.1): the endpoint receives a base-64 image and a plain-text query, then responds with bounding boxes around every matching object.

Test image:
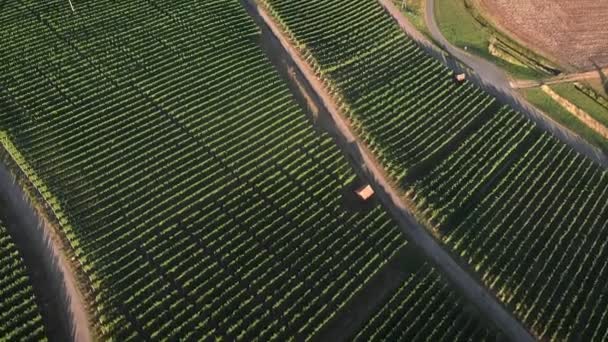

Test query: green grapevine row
[0,0,407,339]
[354,264,497,341]
[446,133,608,340]
[262,0,498,181]
[410,106,537,225]
[0,212,47,341]
[260,0,608,339]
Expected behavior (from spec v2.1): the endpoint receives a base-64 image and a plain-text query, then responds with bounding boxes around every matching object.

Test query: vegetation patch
[521,88,608,152]
[389,0,432,38]
[0,1,413,339]
[546,84,608,137]
[571,83,608,119]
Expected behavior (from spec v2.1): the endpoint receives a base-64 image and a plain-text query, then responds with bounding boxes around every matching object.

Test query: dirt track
[511,67,608,89]
[246,1,534,341]
[379,0,608,169]
[0,160,92,342]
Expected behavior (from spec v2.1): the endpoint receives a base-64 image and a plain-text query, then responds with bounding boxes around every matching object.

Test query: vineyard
[409,106,538,225]
[354,264,497,341]
[262,0,500,181]
[2,0,608,340]
[446,132,608,340]
[0,0,408,339]
[260,0,608,340]
[0,0,508,338]
[0,213,47,341]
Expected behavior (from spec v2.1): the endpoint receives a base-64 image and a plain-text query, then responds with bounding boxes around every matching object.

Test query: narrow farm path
[380,0,608,168]
[512,67,608,89]
[0,160,93,342]
[246,1,535,341]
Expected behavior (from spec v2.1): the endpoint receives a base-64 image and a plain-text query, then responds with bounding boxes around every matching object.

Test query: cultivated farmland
[3,0,608,339]
[477,0,608,71]
[446,132,608,341]
[410,106,538,226]
[354,264,496,341]
[0,213,46,341]
[0,1,404,338]
[263,0,499,181]
[0,0,500,339]
[261,0,608,339]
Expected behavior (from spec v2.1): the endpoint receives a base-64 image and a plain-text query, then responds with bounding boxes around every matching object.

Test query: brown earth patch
[477,0,608,71]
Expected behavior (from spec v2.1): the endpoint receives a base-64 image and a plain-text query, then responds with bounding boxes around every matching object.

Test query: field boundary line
[245,1,535,341]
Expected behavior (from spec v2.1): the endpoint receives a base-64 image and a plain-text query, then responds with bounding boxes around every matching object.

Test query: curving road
[424,0,511,90]
[379,0,608,168]
[246,1,535,341]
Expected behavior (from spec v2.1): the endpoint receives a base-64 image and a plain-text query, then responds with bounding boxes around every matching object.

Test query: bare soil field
[478,0,608,71]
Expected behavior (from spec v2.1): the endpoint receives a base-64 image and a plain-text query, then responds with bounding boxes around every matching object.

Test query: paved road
[424,0,513,91]
[420,3,608,93]
[247,1,535,341]
[380,0,608,168]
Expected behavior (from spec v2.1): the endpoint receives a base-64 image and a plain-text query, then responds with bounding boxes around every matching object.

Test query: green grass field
[521,88,608,152]
[551,83,608,128]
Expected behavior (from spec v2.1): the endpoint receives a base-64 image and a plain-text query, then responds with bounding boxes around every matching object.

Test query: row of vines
[1,0,409,338]
[0,212,46,341]
[262,0,499,181]
[261,0,608,340]
[0,0,508,339]
[447,133,608,341]
[354,264,497,341]
[0,0,497,339]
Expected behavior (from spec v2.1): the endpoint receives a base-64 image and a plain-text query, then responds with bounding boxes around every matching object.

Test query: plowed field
[478,0,608,71]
